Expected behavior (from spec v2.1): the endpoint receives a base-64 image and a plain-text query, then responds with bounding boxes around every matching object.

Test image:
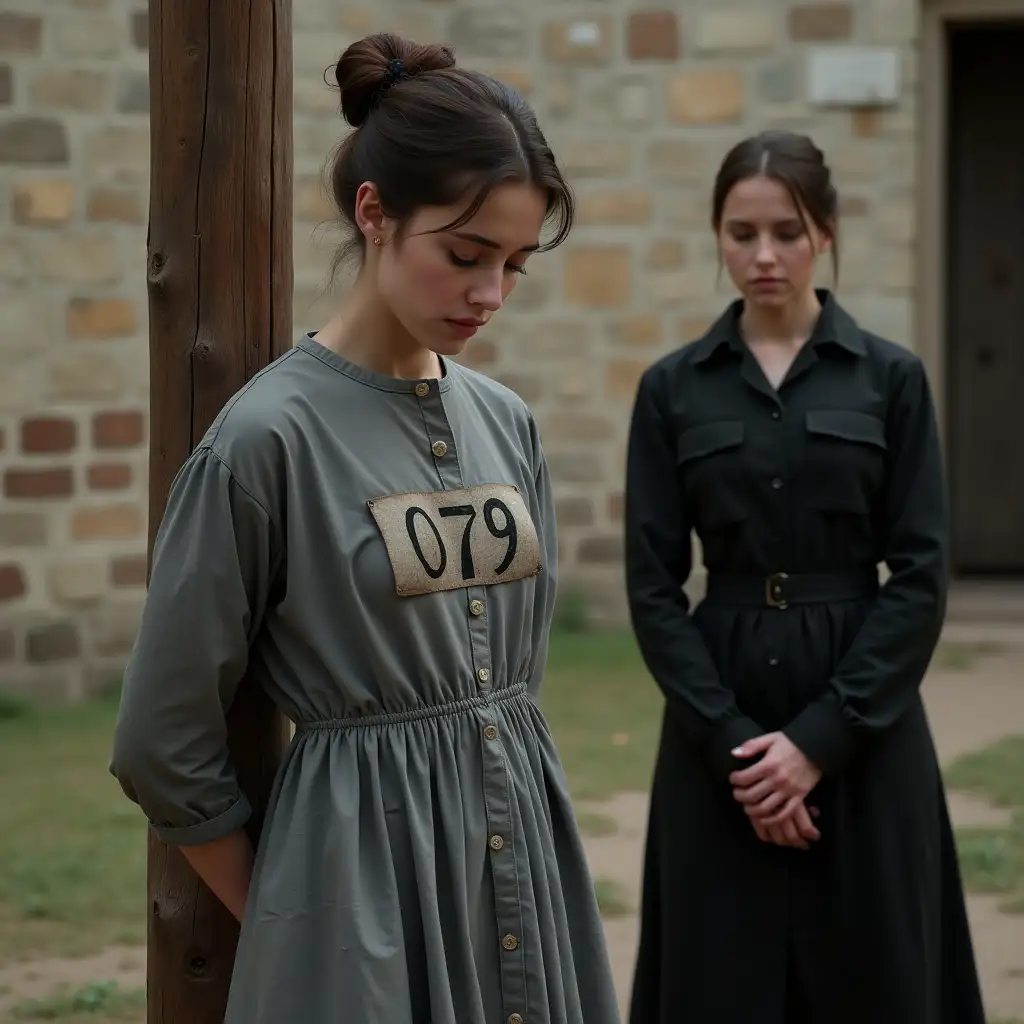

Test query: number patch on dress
[367,483,542,597]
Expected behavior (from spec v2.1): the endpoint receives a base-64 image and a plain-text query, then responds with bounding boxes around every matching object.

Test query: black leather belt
[704,570,879,610]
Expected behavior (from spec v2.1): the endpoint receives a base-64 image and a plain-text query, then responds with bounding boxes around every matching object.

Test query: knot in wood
[187,954,210,977]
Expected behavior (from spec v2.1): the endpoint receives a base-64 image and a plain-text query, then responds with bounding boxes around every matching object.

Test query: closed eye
[449,252,527,275]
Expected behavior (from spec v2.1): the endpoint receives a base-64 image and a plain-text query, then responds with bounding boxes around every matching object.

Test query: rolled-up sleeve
[110,445,280,846]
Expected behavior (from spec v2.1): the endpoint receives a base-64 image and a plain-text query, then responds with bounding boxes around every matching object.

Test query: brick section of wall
[1,0,920,697]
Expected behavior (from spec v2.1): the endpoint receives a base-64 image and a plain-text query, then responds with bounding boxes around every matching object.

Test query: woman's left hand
[729,732,822,825]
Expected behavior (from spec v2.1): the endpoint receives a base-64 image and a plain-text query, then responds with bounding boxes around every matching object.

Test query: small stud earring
[373,236,381,246]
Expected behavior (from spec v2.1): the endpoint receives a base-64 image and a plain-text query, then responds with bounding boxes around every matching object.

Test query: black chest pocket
[803,409,887,514]
[676,420,749,528]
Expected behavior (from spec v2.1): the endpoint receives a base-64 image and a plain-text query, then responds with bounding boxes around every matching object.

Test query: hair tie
[369,57,411,112]
[385,58,408,87]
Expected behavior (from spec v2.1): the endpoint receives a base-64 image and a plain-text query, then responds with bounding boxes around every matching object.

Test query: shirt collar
[692,289,866,364]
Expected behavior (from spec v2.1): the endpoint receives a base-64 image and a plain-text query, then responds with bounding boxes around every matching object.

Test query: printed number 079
[405,498,517,581]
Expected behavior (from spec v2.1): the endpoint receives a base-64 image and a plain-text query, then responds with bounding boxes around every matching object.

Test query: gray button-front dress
[110,335,621,1024]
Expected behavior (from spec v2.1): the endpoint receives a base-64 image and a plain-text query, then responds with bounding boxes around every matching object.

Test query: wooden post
[145,1,292,1020]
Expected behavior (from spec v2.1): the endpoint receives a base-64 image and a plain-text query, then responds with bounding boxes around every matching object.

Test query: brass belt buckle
[765,572,789,609]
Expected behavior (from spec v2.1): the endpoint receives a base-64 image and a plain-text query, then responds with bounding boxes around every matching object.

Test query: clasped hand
[729,732,822,851]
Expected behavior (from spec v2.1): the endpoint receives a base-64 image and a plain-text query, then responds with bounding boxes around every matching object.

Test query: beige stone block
[546,413,613,443]
[87,187,145,224]
[564,247,631,309]
[547,451,604,484]
[545,72,578,119]
[55,16,122,58]
[560,138,632,178]
[67,298,139,340]
[668,71,745,124]
[648,138,709,183]
[607,359,648,399]
[579,188,652,226]
[647,239,687,270]
[508,273,550,312]
[489,67,534,96]
[610,314,663,347]
[877,247,914,292]
[0,294,44,355]
[71,503,144,541]
[877,202,914,244]
[0,237,29,282]
[694,11,777,53]
[295,175,335,223]
[517,320,590,360]
[49,352,125,401]
[449,11,528,58]
[544,17,613,66]
[12,179,75,226]
[30,70,110,113]
[0,360,40,413]
[41,235,121,284]
[866,0,918,43]
[85,127,149,182]
[48,560,108,607]
[0,512,48,547]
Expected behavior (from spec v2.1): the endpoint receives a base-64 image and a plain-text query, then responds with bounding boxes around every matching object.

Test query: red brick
[788,5,853,41]
[92,410,144,448]
[21,416,76,453]
[88,462,133,490]
[0,563,26,602]
[71,503,143,539]
[4,468,73,499]
[0,14,42,55]
[112,553,148,587]
[627,11,680,60]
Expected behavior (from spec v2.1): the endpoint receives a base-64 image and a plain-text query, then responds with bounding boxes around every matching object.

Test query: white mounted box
[807,46,902,107]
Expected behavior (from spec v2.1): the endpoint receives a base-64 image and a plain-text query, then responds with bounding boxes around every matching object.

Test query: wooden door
[946,22,1024,573]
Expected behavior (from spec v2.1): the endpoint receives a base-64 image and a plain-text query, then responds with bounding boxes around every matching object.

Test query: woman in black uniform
[624,130,986,1024]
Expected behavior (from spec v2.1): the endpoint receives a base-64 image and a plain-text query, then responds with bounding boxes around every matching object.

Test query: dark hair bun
[335,32,456,128]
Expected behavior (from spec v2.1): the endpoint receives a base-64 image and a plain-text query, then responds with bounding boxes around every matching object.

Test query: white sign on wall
[808,46,902,107]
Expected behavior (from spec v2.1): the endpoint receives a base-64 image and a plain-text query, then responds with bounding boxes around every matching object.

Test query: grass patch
[9,981,145,1021]
[946,736,1024,913]
[540,630,661,801]
[0,692,147,962]
[575,811,619,838]
[592,877,632,918]
[933,639,1004,672]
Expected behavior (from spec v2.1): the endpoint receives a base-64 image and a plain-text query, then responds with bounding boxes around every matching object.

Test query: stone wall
[0,0,919,699]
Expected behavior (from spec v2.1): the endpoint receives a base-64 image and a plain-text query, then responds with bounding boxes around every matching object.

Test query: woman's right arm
[110,444,280,918]
[624,367,765,787]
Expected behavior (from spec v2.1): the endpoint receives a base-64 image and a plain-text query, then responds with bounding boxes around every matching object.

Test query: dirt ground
[0,624,1021,1021]
[583,623,1024,1021]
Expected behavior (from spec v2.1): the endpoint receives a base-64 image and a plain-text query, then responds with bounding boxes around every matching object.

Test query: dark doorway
[946,21,1024,574]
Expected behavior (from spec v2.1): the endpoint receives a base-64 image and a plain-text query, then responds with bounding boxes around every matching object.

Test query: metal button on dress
[489,834,504,851]
[772,410,781,421]
[477,667,490,683]
[431,440,448,457]
[769,657,779,666]
[772,477,784,489]
[469,599,485,616]
[483,725,498,741]
[502,934,519,951]
[415,382,429,397]
[508,1015,524,1024]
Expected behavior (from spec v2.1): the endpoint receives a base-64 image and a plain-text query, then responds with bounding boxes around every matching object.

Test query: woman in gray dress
[110,32,620,1024]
